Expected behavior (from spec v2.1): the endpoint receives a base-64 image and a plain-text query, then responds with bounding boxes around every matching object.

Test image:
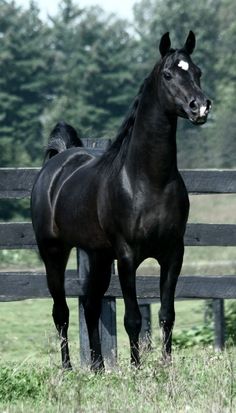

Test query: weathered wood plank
[0,168,39,198]
[0,148,104,199]
[0,222,36,249]
[0,222,235,249]
[1,272,236,301]
[185,223,236,246]
[81,138,111,148]
[0,168,235,198]
[181,169,236,194]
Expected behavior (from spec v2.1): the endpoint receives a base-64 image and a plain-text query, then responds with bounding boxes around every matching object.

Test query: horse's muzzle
[188,98,212,125]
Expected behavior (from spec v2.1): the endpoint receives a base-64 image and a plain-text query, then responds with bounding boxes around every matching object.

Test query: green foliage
[0,365,50,402]
[0,0,54,166]
[225,301,236,343]
[0,198,30,221]
[173,300,236,348]
[45,2,138,139]
[173,324,214,348]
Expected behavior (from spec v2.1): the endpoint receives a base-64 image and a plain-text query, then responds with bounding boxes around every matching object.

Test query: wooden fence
[0,139,236,365]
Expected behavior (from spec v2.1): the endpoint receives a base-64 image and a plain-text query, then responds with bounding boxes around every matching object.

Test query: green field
[0,298,205,364]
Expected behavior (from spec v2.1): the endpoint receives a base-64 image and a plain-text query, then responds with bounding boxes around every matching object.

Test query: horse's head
[158,31,211,125]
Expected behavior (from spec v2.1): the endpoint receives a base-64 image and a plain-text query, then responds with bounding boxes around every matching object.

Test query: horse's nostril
[189,99,198,112]
[206,99,211,110]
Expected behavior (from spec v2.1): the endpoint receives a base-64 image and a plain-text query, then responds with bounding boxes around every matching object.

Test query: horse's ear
[159,32,171,58]
[184,31,196,55]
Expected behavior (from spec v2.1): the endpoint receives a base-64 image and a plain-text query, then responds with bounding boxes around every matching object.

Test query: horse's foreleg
[82,251,113,372]
[40,242,72,370]
[158,241,184,361]
[117,253,141,367]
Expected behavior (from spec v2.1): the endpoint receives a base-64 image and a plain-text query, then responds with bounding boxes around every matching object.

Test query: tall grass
[0,347,235,412]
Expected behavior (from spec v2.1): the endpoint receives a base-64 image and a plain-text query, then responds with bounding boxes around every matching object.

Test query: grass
[0,298,204,364]
[0,347,235,412]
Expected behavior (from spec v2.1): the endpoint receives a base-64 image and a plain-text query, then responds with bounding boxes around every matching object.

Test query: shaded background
[0,0,235,170]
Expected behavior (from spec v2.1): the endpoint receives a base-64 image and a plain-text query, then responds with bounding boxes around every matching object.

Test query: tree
[45,1,138,139]
[0,0,54,166]
[209,0,236,167]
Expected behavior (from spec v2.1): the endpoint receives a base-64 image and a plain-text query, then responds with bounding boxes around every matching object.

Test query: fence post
[77,249,117,368]
[77,249,90,367]
[139,302,152,350]
[213,298,225,351]
[99,296,117,367]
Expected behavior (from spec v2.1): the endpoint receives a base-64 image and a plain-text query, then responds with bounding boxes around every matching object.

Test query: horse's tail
[44,121,83,161]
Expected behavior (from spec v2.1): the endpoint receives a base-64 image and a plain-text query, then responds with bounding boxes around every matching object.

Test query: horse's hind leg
[158,240,184,361]
[81,250,113,372]
[39,240,72,369]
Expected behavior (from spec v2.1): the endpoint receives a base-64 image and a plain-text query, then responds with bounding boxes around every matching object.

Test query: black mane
[97,62,164,174]
[97,75,149,173]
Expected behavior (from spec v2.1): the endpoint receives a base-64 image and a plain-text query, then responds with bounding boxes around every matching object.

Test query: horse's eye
[163,71,172,81]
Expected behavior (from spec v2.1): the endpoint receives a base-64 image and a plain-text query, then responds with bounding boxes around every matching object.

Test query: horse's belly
[56,211,111,250]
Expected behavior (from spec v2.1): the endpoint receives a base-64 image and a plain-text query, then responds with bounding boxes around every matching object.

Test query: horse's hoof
[91,360,105,374]
[131,358,141,369]
[63,361,73,371]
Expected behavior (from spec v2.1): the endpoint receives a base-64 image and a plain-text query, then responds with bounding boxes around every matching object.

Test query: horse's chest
[129,189,188,243]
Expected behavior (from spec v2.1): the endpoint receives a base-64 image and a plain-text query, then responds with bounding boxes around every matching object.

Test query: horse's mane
[97,61,164,174]
[97,70,155,173]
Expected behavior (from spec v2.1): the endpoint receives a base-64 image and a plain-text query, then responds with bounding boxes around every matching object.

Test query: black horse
[31,32,211,371]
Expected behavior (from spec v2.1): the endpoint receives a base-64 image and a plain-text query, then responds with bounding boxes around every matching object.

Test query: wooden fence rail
[0,139,235,364]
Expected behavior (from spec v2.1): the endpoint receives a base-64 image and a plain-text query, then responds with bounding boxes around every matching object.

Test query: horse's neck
[125,77,178,187]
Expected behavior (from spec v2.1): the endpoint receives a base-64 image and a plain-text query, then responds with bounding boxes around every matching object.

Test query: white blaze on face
[200,106,207,117]
[178,60,189,71]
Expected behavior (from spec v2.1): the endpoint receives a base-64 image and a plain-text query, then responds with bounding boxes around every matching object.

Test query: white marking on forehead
[200,106,207,117]
[178,60,189,71]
